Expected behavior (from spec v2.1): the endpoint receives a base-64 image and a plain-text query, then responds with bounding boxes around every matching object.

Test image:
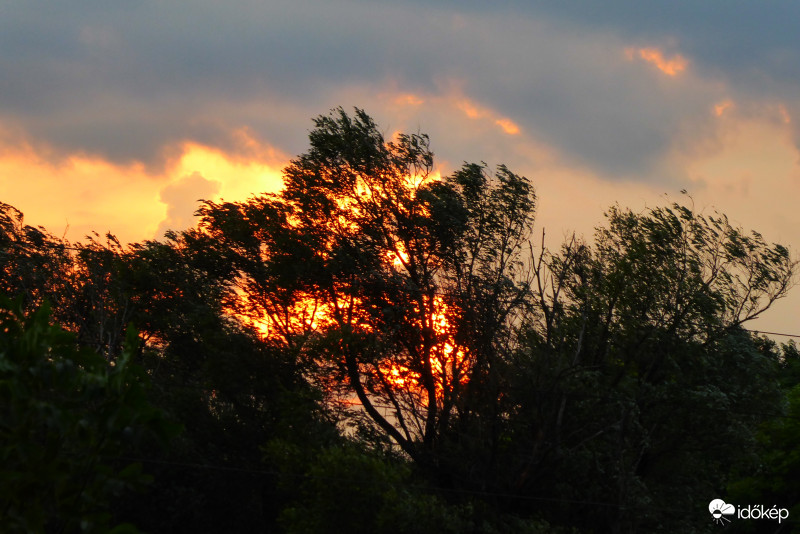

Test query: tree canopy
[0,107,797,533]
[192,109,537,471]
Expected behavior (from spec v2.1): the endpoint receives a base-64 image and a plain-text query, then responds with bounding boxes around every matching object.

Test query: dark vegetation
[1,108,799,533]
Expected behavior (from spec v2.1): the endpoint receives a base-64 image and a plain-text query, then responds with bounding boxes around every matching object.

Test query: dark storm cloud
[433,0,800,104]
[532,1,800,81]
[0,1,448,166]
[1,0,798,179]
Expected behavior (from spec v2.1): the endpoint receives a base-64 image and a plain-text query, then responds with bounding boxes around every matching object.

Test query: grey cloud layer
[2,1,798,180]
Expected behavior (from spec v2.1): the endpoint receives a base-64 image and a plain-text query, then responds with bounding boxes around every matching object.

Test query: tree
[0,202,73,316]
[0,200,336,531]
[3,107,795,532]
[0,202,136,359]
[506,202,795,532]
[189,109,796,532]
[0,297,174,533]
[727,340,800,533]
[192,108,537,480]
[125,238,337,533]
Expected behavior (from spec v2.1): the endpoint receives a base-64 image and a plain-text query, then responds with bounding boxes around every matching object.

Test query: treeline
[2,108,799,533]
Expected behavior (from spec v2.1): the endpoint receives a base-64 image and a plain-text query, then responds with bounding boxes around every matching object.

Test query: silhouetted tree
[192,108,537,484]
[1,108,796,533]
[507,202,795,532]
[0,297,174,533]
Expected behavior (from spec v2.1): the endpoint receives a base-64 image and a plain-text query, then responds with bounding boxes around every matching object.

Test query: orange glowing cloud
[394,93,425,106]
[170,141,284,201]
[0,130,286,244]
[626,47,688,76]
[1,145,165,243]
[778,104,792,124]
[458,99,482,119]
[456,97,521,135]
[714,99,735,117]
[495,117,520,135]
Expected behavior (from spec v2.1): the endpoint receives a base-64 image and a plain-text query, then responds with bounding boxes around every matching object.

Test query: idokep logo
[709,499,790,527]
[709,499,735,526]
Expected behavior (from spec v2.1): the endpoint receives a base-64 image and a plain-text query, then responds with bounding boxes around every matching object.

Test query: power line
[745,329,800,339]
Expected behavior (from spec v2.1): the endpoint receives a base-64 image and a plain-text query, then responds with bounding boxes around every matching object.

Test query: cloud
[669,107,800,336]
[714,99,735,117]
[0,0,743,181]
[168,139,285,203]
[682,108,800,243]
[0,126,285,244]
[2,6,799,217]
[156,172,221,239]
[626,47,688,76]
[0,141,165,244]
[454,97,521,135]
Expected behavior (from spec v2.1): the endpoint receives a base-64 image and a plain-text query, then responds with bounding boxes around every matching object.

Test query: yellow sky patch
[172,142,284,201]
[1,136,285,244]
[1,146,164,243]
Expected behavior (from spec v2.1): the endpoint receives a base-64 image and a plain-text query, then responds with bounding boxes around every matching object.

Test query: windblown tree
[0,297,175,533]
[508,202,796,532]
[0,202,73,315]
[0,203,330,533]
[0,202,137,359]
[190,111,797,531]
[3,108,796,533]
[191,108,537,472]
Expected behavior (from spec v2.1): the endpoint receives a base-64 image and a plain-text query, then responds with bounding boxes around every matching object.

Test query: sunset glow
[714,99,735,117]
[626,47,688,76]
[377,295,469,403]
[1,136,285,244]
[456,97,521,135]
[0,143,164,243]
[2,1,799,340]
[6,3,800,530]
[394,93,425,106]
[495,117,521,135]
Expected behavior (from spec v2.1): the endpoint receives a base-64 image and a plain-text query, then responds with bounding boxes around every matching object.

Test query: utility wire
[745,329,800,339]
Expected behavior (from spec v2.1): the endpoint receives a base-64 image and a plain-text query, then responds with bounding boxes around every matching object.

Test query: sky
[2,1,799,335]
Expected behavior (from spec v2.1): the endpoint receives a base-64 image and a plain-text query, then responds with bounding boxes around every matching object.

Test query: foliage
[181,109,795,532]
[102,236,336,533]
[0,108,797,533]
[0,296,175,533]
[193,108,537,483]
[0,202,73,315]
[727,341,800,533]
[507,202,794,532]
[0,201,336,532]
[273,443,559,534]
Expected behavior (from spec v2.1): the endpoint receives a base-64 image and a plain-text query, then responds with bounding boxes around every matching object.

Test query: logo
[708,499,789,526]
[709,499,735,525]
